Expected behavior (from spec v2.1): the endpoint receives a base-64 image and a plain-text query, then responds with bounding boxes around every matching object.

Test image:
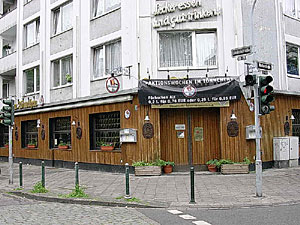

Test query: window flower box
[27,144,36,149]
[100,146,114,151]
[221,164,249,174]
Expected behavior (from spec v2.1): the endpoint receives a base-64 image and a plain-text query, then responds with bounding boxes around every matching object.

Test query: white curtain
[26,21,35,47]
[93,0,103,17]
[53,9,61,35]
[62,2,73,31]
[285,0,296,16]
[61,56,73,85]
[106,0,120,12]
[159,32,192,67]
[36,20,40,44]
[297,0,300,18]
[93,47,104,78]
[105,41,121,75]
[196,33,217,67]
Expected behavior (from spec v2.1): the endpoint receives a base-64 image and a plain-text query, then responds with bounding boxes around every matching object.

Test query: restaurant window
[24,18,40,48]
[52,1,73,35]
[159,31,217,69]
[52,55,73,87]
[24,66,40,94]
[21,120,38,148]
[292,109,300,143]
[92,0,121,18]
[49,117,71,149]
[0,124,9,148]
[89,111,120,150]
[93,40,121,79]
[284,0,300,19]
[286,43,299,76]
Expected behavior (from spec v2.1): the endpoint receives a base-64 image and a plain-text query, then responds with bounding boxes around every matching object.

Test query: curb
[8,191,169,209]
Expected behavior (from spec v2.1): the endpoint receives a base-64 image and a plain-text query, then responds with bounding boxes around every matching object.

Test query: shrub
[31,181,48,193]
[206,159,219,165]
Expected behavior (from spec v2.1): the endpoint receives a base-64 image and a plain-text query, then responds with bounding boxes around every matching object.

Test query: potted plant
[4,142,9,148]
[133,160,163,176]
[58,142,69,150]
[206,159,219,172]
[3,44,11,50]
[163,161,175,174]
[27,140,37,149]
[100,142,114,151]
[65,73,72,83]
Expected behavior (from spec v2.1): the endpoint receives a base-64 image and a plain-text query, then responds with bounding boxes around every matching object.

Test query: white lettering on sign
[175,124,186,130]
[153,0,202,16]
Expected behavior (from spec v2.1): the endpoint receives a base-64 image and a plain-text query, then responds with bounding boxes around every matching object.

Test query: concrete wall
[50,30,73,55]
[22,44,40,65]
[50,86,73,102]
[23,0,40,20]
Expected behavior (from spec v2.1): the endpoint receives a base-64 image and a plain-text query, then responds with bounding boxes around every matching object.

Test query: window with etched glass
[89,111,120,150]
[49,117,71,149]
[21,120,38,148]
[287,43,299,76]
[24,66,40,94]
[92,0,121,18]
[0,124,9,148]
[292,109,300,144]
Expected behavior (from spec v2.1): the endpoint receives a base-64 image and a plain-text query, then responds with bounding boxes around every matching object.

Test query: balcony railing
[0,51,16,74]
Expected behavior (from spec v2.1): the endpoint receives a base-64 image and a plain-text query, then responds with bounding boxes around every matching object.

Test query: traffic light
[245,74,256,86]
[259,75,275,115]
[0,99,14,126]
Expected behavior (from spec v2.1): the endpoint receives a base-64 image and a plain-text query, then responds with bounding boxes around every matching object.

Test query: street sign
[231,46,252,57]
[256,61,273,71]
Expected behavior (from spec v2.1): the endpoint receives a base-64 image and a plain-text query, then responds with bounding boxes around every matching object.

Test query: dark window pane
[287,44,299,75]
[25,69,34,93]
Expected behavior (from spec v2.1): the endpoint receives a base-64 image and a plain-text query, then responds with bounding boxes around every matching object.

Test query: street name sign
[231,46,252,57]
[256,61,273,71]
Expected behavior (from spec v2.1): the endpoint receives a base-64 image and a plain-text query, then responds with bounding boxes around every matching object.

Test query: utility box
[120,128,137,143]
[273,137,299,168]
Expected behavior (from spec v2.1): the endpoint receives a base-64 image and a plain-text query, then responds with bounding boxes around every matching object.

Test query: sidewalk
[1,161,300,209]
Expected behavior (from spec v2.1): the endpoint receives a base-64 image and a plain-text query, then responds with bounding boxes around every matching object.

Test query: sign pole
[8,125,13,184]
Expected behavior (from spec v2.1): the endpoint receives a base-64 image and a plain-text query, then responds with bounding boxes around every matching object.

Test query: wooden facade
[0,93,299,168]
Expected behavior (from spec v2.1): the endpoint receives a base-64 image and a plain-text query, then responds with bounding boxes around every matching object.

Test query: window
[24,18,40,48]
[292,109,300,143]
[286,43,299,76]
[52,1,73,35]
[49,117,71,149]
[52,55,73,87]
[21,120,38,148]
[92,0,121,18]
[284,0,300,19]
[24,67,40,94]
[89,111,120,150]
[93,40,121,79]
[0,124,8,148]
[159,31,217,68]
[24,0,33,4]
[2,83,9,99]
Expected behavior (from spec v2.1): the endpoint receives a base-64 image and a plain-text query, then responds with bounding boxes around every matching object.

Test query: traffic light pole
[8,125,13,184]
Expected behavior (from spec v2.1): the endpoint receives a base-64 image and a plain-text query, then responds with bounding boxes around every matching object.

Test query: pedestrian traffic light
[245,74,256,86]
[259,75,275,115]
[0,99,14,126]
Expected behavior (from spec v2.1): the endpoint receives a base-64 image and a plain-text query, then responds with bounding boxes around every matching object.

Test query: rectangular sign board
[256,61,273,71]
[175,124,186,130]
[231,46,252,57]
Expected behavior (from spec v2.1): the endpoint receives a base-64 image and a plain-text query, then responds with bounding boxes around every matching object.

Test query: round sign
[124,109,131,119]
[106,77,120,93]
[182,85,197,98]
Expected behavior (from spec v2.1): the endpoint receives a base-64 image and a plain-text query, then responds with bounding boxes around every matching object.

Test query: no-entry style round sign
[106,77,120,93]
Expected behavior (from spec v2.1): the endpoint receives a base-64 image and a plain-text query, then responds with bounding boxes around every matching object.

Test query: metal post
[75,162,79,186]
[250,0,262,197]
[8,125,13,184]
[19,162,23,188]
[125,163,131,199]
[41,161,45,188]
[190,166,195,203]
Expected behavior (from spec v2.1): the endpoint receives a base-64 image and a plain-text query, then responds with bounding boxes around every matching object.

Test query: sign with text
[138,78,241,105]
[231,46,252,57]
[256,61,273,71]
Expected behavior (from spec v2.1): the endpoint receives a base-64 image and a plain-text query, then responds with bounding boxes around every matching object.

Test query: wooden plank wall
[7,95,161,166]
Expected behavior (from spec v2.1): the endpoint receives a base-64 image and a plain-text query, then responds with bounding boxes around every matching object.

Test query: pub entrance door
[160,108,221,166]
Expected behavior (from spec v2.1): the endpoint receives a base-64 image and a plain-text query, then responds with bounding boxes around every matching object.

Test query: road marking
[179,214,196,220]
[168,210,182,215]
[192,221,212,225]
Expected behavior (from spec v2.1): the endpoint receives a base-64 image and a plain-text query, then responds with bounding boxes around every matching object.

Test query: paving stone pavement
[1,161,300,208]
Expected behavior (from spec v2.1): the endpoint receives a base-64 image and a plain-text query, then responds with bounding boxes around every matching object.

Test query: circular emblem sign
[124,109,131,119]
[182,85,197,98]
[106,77,120,93]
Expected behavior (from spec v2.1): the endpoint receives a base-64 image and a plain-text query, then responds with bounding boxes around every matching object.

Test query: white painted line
[179,214,197,220]
[167,210,183,215]
[192,221,212,225]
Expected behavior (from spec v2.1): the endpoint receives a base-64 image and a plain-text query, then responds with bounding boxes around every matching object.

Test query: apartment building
[0,0,299,171]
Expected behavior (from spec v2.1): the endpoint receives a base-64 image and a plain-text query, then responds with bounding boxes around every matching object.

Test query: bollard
[190,166,195,204]
[124,163,131,199]
[75,162,79,186]
[41,161,45,188]
[19,162,23,188]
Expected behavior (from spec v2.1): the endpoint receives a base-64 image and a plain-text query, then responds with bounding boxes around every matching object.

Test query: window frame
[24,66,40,95]
[89,111,121,151]
[91,0,121,19]
[2,82,9,99]
[21,120,38,149]
[0,124,9,148]
[24,18,40,49]
[52,1,73,36]
[49,116,72,149]
[284,0,300,19]
[158,31,218,71]
[52,55,73,88]
[286,42,300,77]
[92,40,122,80]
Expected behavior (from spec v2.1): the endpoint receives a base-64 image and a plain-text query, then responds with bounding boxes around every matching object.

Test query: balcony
[0,50,16,75]
[0,4,17,34]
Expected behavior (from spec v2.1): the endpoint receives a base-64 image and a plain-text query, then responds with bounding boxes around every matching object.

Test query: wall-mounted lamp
[290,114,295,121]
[37,119,41,128]
[230,110,237,120]
[72,120,76,126]
[144,112,150,122]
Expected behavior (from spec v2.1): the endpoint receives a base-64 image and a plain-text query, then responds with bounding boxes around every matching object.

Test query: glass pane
[62,2,73,31]
[26,21,35,47]
[36,19,40,43]
[94,47,104,78]
[159,32,192,67]
[53,8,61,34]
[196,33,217,67]
[61,56,72,85]
[55,117,71,131]
[105,41,121,74]
[285,0,296,16]
[2,83,8,99]
[297,0,300,18]
[105,0,120,12]
[25,69,34,93]
[94,0,103,17]
[53,60,60,87]
[286,44,299,76]
[36,67,40,91]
